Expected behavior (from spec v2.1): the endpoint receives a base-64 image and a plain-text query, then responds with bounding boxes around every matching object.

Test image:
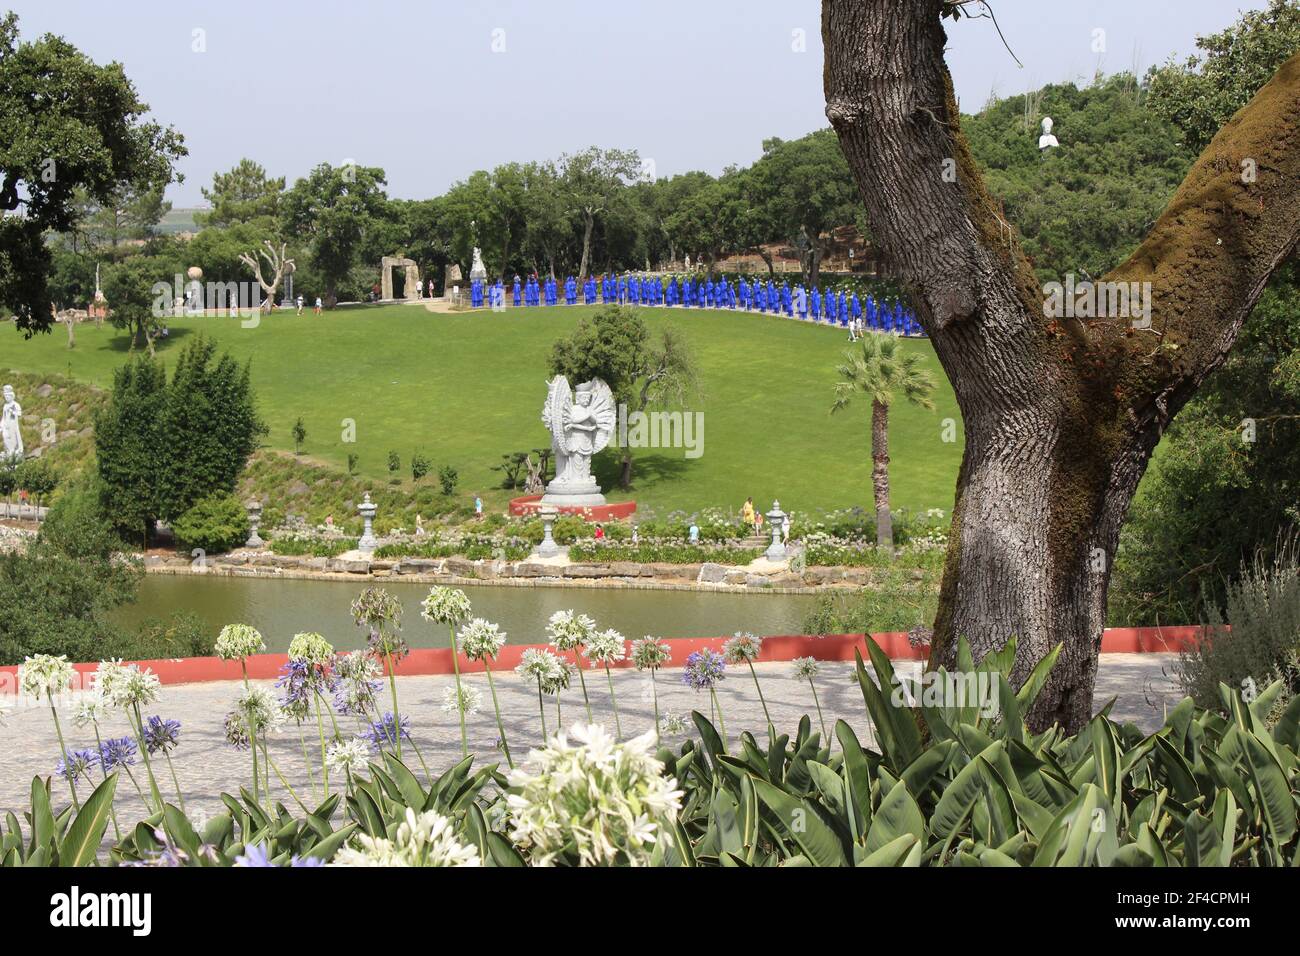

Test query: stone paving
[0,654,1184,820]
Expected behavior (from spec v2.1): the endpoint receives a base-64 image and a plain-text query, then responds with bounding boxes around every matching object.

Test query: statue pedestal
[540,477,607,509]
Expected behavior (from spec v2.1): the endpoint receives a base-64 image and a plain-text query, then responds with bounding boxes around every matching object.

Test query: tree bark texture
[823,0,1300,732]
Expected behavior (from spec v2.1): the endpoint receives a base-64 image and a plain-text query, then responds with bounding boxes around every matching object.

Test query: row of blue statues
[466,273,924,336]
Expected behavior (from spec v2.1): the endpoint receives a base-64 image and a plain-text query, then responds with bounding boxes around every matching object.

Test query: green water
[113,574,821,652]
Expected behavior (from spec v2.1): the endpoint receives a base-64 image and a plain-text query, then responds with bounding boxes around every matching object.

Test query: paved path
[0,654,1184,820]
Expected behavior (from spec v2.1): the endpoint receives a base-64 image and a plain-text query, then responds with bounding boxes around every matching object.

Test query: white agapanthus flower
[546,609,596,651]
[18,654,75,701]
[630,637,671,672]
[442,684,483,716]
[420,586,473,626]
[71,692,107,728]
[95,662,160,709]
[235,685,285,735]
[506,722,684,867]
[582,628,626,666]
[215,624,266,661]
[658,712,690,737]
[722,631,763,664]
[325,737,372,776]
[458,618,506,662]
[791,656,820,679]
[515,648,564,684]
[333,808,481,867]
[287,632,334,666]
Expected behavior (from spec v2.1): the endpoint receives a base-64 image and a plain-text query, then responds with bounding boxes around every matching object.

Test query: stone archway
[380,256,422,300]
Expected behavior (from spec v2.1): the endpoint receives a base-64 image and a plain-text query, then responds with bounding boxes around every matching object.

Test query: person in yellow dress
[741,497,755,530]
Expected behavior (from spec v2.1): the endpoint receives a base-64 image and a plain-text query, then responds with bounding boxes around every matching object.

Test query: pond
[112,574,823,653]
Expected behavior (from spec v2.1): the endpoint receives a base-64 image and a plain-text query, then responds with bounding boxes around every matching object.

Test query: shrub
[438,465,458,496]
[268,536,355,558]
[171,494,250,554]
[411,451,431,484]
[1179,541,1300,714]
[126,610,216,658]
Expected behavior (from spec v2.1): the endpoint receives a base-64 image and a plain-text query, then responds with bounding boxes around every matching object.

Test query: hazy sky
[7,1,1268,206]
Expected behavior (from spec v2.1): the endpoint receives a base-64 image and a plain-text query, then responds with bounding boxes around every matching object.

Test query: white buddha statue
[1039,116,1060,151]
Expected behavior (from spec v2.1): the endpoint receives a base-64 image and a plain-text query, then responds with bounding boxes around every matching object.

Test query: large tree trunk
[823,0,1300,732]
[870,399,893,549]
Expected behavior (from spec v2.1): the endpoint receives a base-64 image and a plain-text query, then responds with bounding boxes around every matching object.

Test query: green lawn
[3,304,964,516]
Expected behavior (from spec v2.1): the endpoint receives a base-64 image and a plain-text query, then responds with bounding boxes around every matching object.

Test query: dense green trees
[280,162,390,305]
[1112,3,1300,626]
[94,336,265,545]
[0,479,142,665]
[963,73,1194,284]
[0,12,185,335]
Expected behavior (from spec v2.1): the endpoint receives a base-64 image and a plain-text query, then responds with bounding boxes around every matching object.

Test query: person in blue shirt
[810,286,822,321]
[512,276,522,308]
[851,293,862,327]
[838,291,849,327]
[781,281,792,316]
[796,285,808,319]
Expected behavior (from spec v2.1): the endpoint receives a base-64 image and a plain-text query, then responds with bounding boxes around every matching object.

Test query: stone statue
[470,247,487,282]
[1038,116,1060,151]
[1,385,23,460]
[540,376,616,506]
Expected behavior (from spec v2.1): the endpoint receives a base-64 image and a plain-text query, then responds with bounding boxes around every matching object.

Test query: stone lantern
[245,499,264,549]
[357,492,378,553]
[765,500,787,561]
[534,505,560,557]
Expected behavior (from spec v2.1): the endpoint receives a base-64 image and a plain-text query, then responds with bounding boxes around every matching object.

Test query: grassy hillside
[2,304,963,516]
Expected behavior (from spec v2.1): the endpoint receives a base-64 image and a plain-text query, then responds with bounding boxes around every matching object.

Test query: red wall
[0,626,1205,693]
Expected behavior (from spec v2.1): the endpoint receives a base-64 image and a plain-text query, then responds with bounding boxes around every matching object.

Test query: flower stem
[163,748,186,812]
[241,661,259,797]
[809,678,830,750]
[384,651,402,760]
[536,679,549,741]
[710,687,727,749]
[605,665,622,739]
[746,659,773,733]
[448,625,468,757]
[91,724,122,841]
[573,651,594,722]
[314,691,330,797]
[130,704,164,812]
[484,662,513,768]
[49,701,79,811]
[651,671,661,738]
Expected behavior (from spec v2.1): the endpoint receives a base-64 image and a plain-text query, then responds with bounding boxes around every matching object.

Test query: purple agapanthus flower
[142,716,181,755]
[99,736,138,771]
[276,660,317,721]
[365,712,410,749]
[56,748,97,782]
[234,842,323,868]
[682,650,726,691]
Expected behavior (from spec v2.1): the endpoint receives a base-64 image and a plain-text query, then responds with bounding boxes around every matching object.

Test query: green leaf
[866,779,926,854]
[857,833,917,866]
[303,822,356,861]
[1243,731,1298,852]
[750,776,848,866]
[59,773,119,867]
[933,743,1002,840]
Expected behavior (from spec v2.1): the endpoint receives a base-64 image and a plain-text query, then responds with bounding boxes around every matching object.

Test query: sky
[6,0,1271,206]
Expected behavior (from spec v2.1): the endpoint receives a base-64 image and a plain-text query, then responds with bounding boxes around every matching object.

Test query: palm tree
[831,334,936,549]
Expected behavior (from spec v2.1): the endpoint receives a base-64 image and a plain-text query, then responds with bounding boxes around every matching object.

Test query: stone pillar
[357,492,378,553]
[764,500,787,561]
[245,499,265,549]
[534,505,560,557]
